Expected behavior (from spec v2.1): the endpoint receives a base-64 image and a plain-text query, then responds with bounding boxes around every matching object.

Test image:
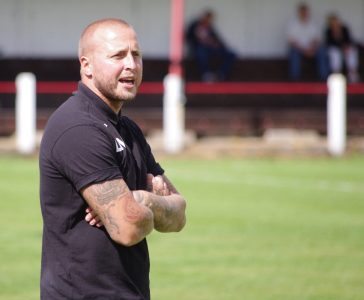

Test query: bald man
[39,19,186,299]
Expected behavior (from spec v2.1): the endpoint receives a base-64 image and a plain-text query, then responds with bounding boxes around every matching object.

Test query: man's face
[90,24,143,103]
[298,7,309,22]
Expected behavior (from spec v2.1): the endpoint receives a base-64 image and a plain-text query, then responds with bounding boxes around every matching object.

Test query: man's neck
[82,80,123,114]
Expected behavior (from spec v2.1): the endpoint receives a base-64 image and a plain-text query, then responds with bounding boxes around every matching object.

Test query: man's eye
[111,52,127,59]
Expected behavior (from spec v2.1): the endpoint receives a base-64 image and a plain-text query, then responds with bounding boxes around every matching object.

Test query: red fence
[1,81,364,95]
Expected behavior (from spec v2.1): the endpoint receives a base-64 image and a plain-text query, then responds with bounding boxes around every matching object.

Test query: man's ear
[80,56,93,77]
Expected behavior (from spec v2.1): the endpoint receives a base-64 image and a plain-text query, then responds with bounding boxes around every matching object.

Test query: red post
[169,0,184,76]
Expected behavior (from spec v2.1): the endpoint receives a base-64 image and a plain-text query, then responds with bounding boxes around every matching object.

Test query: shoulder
[187,20,198,36]
[41,96,108,156]
[343,25,351,34]
[46,94,89,128]
[188,20,198,30]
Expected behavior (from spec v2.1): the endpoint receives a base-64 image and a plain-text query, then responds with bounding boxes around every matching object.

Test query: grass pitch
[0,155,363,300]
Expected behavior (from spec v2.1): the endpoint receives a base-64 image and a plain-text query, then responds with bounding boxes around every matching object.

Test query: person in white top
[287,3,328,80]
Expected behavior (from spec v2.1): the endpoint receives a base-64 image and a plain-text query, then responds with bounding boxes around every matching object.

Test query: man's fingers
[88,215,103,227]
[85,207,103,227]
[146,173,154,192]
[91,215,102,226]
[85,211,93,222]
[151,175,171,196]
[152,176,164,196]
[163,182,170,196]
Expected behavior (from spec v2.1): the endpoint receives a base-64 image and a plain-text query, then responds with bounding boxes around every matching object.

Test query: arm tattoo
[93,180,127,206]
[124,192,148,225]
[83,180,154,243]
[103,204,120,234]
[151,194,186,232]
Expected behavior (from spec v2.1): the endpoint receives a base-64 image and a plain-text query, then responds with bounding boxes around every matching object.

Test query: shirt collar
[77,81,120,125]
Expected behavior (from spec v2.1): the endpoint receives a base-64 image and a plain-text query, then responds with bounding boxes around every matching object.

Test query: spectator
[186,9,236,82]
[287,3,328,81]
[325,13,360,83]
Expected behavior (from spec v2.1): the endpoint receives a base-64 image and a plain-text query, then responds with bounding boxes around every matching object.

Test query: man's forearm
[133,190,186,233]
[82,179,154,246]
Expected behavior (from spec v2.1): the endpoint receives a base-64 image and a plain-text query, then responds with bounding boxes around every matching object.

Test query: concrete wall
[0,0,363,58]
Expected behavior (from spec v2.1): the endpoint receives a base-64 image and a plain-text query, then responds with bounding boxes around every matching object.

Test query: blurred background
[0,0,363,58]
[0,0,364,148]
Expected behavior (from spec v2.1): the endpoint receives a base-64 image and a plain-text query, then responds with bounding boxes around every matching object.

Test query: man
[287,3,328,80]
[325,13,360,83]
[39,18,186,299]
[186,9,236,82]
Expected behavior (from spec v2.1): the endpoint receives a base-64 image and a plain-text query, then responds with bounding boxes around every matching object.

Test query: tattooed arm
[133,174,186,233]
[84,175,186,234]
[81,179,154,247]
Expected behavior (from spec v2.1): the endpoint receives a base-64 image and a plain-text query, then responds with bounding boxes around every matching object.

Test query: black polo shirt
[39,82,164,300]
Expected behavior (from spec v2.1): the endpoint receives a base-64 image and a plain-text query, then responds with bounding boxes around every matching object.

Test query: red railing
[1,81,364,95]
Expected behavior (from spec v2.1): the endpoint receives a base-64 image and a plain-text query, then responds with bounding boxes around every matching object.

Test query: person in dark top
[39,18,187,300]
[286,3,329,81]
[186,9,236,82]
[325,13,360,82]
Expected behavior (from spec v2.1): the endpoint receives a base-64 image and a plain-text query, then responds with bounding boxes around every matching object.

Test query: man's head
[78,18,143,111]
[297,3,310,22]
[200,9,215,27]
[327,13,341,30]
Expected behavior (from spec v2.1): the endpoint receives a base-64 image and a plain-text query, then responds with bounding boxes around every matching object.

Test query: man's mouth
[119,78,135,86]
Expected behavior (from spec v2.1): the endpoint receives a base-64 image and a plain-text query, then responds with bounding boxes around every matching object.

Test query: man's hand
[147,174,171,196]
[139,173,186,232]
[85,207,103,227]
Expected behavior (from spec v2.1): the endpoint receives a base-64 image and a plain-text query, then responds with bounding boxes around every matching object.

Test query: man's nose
[124,53,136,69]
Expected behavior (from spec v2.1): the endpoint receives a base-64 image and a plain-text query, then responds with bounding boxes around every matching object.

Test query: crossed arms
[81,174,186,246]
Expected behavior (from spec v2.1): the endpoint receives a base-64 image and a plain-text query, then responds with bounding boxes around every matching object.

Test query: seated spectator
[287,3,328,81]
[325,13,360,83]
[186,9,236,82]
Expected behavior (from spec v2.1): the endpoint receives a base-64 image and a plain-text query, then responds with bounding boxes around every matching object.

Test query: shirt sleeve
[51,124,122,191]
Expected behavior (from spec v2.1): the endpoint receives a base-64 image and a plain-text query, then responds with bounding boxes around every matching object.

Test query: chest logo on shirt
[115,137,126,152]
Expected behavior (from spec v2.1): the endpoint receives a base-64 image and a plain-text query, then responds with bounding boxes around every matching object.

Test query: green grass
[0,155,363,299]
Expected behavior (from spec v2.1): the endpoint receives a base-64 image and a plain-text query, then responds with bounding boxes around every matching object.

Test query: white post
[327,74,346,156]
[163,73,185,153]
[15,72,37,155]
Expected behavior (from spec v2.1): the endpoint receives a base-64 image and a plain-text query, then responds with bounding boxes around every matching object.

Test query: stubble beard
[94,77,137,104]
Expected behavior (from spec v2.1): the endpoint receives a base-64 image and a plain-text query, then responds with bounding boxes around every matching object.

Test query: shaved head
[78,18,131,59]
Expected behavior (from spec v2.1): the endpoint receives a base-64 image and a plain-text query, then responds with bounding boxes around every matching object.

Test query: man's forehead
[94,25,139,46]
